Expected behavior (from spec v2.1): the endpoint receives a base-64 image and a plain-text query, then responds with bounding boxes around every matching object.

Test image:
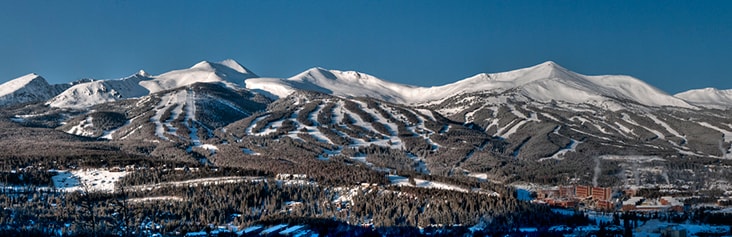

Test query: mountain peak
[217,59,254,75]
[191,59,257,77]
[539,60,558,67]
[15,73,44,82]
[1,73,49,93]
[191,60,215,70]
[296,67,384,83]
[297,67,337,81]
[0,73,68,107]
[675,87,732,109]
[137,70,150,77]
[530,60,571,74]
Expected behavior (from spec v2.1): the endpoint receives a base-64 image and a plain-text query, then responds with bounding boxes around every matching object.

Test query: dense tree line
[0,175,588,236]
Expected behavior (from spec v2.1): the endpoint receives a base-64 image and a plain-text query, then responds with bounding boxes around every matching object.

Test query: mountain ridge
[246,61,712,110]
[46,59,258,108]
[0,73,70,107]
[1,59,730,199]
[2,60,730,110]
[675,87,732,110]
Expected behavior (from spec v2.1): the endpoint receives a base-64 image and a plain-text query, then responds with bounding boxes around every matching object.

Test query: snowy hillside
[246,61,696,109]
[0,73,69,107]
[245,67,420,103]
[675,88,732,110]
[47,71,152,109]
[140,59,257,93]
[48,59,258,108]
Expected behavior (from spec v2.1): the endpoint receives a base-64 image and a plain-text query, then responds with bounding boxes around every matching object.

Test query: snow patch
[52,169,129,193]
[389,175,470,193]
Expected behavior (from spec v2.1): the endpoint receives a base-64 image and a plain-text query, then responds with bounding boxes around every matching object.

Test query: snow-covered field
[389,175,469,193]
[245,61,699,109]
[128,196,184,203]
[52,169,129,192]
[127,176,261,191]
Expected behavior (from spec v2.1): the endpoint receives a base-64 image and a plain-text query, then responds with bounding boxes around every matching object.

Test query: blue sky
[1,1,731,93]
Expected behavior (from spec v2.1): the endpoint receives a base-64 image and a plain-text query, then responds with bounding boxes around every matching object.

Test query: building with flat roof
[559,185,574,198]
[592,187,612,201]
[576,185,590,198]
[622,197,644,211]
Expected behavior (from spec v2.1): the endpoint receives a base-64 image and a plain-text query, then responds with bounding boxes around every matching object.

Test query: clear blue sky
[1,1,731,93]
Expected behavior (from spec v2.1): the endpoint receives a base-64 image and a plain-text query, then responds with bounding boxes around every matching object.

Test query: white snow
[48,59,256,108]
[246,61,696,110]
[540,112,561,122]
[0,73,44,98]
[614,121,634,136]
[621,113,665,139]
[599,155,666,162]
[242,148,261,155]
[279,225,305,235]
[140,60,256,93]
[126,176,259,191]
[538,139,582,162]
[260,224,288,235]
[150,89,193,141]
[198,144,219,154]
[646,114,685,139]
[468,173,488,181]
[675,87,732,109]
[497,119,528,138]
[101,114,139,140]
[388,175,470,193]
[66,116,96,137]
[242,226,263,234]
[415,108,435,121]
[52,169,129,192]
[697,122,732,158]
[0,73,66,106]
[128,196,184,203]
[48,73,151,108]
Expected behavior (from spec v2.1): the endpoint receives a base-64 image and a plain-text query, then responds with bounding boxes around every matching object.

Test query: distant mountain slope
[245,67,420,103]
[0,73,69,107]
[246,61,696,109]
[48,59,258,108]
[60,83,270,142]
[2,59,730,190]
[222,91,495,175]
[47,72,152,109]
[675,88,732,110]
[140,59,257,93]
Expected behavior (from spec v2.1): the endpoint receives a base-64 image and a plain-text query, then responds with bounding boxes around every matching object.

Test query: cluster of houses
[621,196,684,212]
[532,185,614,210]
[532,185,692,213]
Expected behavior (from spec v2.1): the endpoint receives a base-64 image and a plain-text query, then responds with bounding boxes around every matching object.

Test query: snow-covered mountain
[245,67,420,103]
[47,59,258,109]
[432,61,693,109]
[0,73,70,107]
[7,60,726,111]
[60,82,270,143]
[675,88,732,110]
[139,59,257,93]
[246,61,696,110]
[2,59,731,193]
[47,71,153,109]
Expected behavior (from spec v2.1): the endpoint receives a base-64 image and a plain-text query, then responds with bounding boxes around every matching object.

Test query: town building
[591,187,612,201]
[575,185,590,198]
